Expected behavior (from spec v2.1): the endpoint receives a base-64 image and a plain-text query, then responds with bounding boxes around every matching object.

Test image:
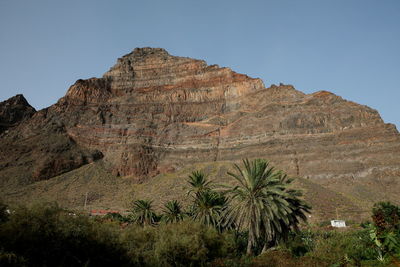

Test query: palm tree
[259,173,311,253]
[190,189,227,229]
[225,158,310,255]
[186,170,229,230]
[162,200,185,223]
[131,199,157,226]
[186,170,212,196]
[275,174,311,238]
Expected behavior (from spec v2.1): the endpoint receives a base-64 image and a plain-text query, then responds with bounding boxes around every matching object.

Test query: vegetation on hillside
[0,159,399,266]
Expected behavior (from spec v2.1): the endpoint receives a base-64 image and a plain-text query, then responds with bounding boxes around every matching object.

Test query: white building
[330,220,346,228]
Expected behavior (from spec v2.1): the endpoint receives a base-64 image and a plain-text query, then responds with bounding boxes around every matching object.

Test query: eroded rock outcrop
[0,94,36,134]
[1,47,400,192]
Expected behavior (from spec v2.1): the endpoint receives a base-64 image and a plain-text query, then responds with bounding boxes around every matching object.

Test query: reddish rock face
[1,47,400,187]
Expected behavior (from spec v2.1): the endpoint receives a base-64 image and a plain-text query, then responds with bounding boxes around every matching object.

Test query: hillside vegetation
[1,195,399,266]
[1,159,391,223]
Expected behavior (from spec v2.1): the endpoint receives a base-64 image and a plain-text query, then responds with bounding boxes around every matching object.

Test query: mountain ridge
[1,47,399,220]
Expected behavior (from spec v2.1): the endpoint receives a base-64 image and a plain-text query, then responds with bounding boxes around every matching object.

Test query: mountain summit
[0,94,36,134]
[1,48,399,219]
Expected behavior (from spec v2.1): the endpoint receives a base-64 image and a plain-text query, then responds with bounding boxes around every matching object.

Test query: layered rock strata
[1,48,399,190]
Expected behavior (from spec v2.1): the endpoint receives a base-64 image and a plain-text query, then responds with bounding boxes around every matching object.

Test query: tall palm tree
[274,174,311,238]
[162,200,185,223]
[131,199,157,226]
[225,158,310,255]
[259,173,311,253]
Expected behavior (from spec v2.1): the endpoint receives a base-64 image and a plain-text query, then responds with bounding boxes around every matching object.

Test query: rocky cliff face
[1,48,400,195]
[0,94,36,134]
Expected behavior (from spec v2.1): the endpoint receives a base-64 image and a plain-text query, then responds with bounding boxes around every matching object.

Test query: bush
[308,229,377,266]
[121,225,158,266]
[0,202,130,267]
[252,250,328,267]
[283,229,315,257]
[155,221,236,266]
[372,202,400,234]
[122,220,237,266]
[370,202,400,261]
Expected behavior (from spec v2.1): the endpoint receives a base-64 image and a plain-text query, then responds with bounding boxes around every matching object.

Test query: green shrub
[122,220,237,266]
[154,221,236,266]
[0,202,130,267]
[308,229,377,266]
[283,229,315,257]
[370,202,400,260]
[121,225,158,266]
[252,250,328,267]
[102,212,133,223]
[372,202,400,233]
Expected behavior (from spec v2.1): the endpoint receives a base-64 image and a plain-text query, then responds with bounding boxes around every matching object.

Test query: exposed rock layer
[1,48,399,194]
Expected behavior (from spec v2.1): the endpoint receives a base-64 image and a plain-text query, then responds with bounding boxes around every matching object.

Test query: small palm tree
[186,170,229,230]
[162,200,185,223]
[225,158,310,255]
[187,170,212,196]
[190,189,227,229]
[131,199,157,226]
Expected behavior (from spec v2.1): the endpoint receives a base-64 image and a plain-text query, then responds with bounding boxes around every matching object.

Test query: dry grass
[1,159,394,222]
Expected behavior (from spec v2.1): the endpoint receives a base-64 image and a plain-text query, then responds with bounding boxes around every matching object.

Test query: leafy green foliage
[3,161,398,266]
[370,202,400,261]
[372,202,400,234]
[252,250,329,267]
[121,225,157,266]
[308,229,378,265]
[103,212,131,223]
[225,158,310,255]
[186,170,230,230]
[0,202,130,267]
[190,189,228,229]
[161,200,185,223]
[122,221,237,266]
[154,221,236,266]
[131,199,158,226]
[187,170,212,195]
[283,229,315,257]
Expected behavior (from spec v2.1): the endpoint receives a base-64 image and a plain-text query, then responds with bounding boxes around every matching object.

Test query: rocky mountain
[0,94,36,134]
[1,47,399,220]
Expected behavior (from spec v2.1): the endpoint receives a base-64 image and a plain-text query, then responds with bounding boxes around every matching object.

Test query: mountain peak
[130,47,170,58]
[3,94,31,106]
[102,47,175,79]
[0,94,36,133]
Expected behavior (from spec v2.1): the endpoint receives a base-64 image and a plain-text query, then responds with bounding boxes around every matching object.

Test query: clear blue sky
[1,0,399,129]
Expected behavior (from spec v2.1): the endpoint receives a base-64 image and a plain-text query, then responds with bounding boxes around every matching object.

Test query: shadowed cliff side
[0,94,36,134]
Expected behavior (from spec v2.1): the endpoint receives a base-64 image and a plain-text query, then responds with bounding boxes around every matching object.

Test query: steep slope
[1,47,399,220]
